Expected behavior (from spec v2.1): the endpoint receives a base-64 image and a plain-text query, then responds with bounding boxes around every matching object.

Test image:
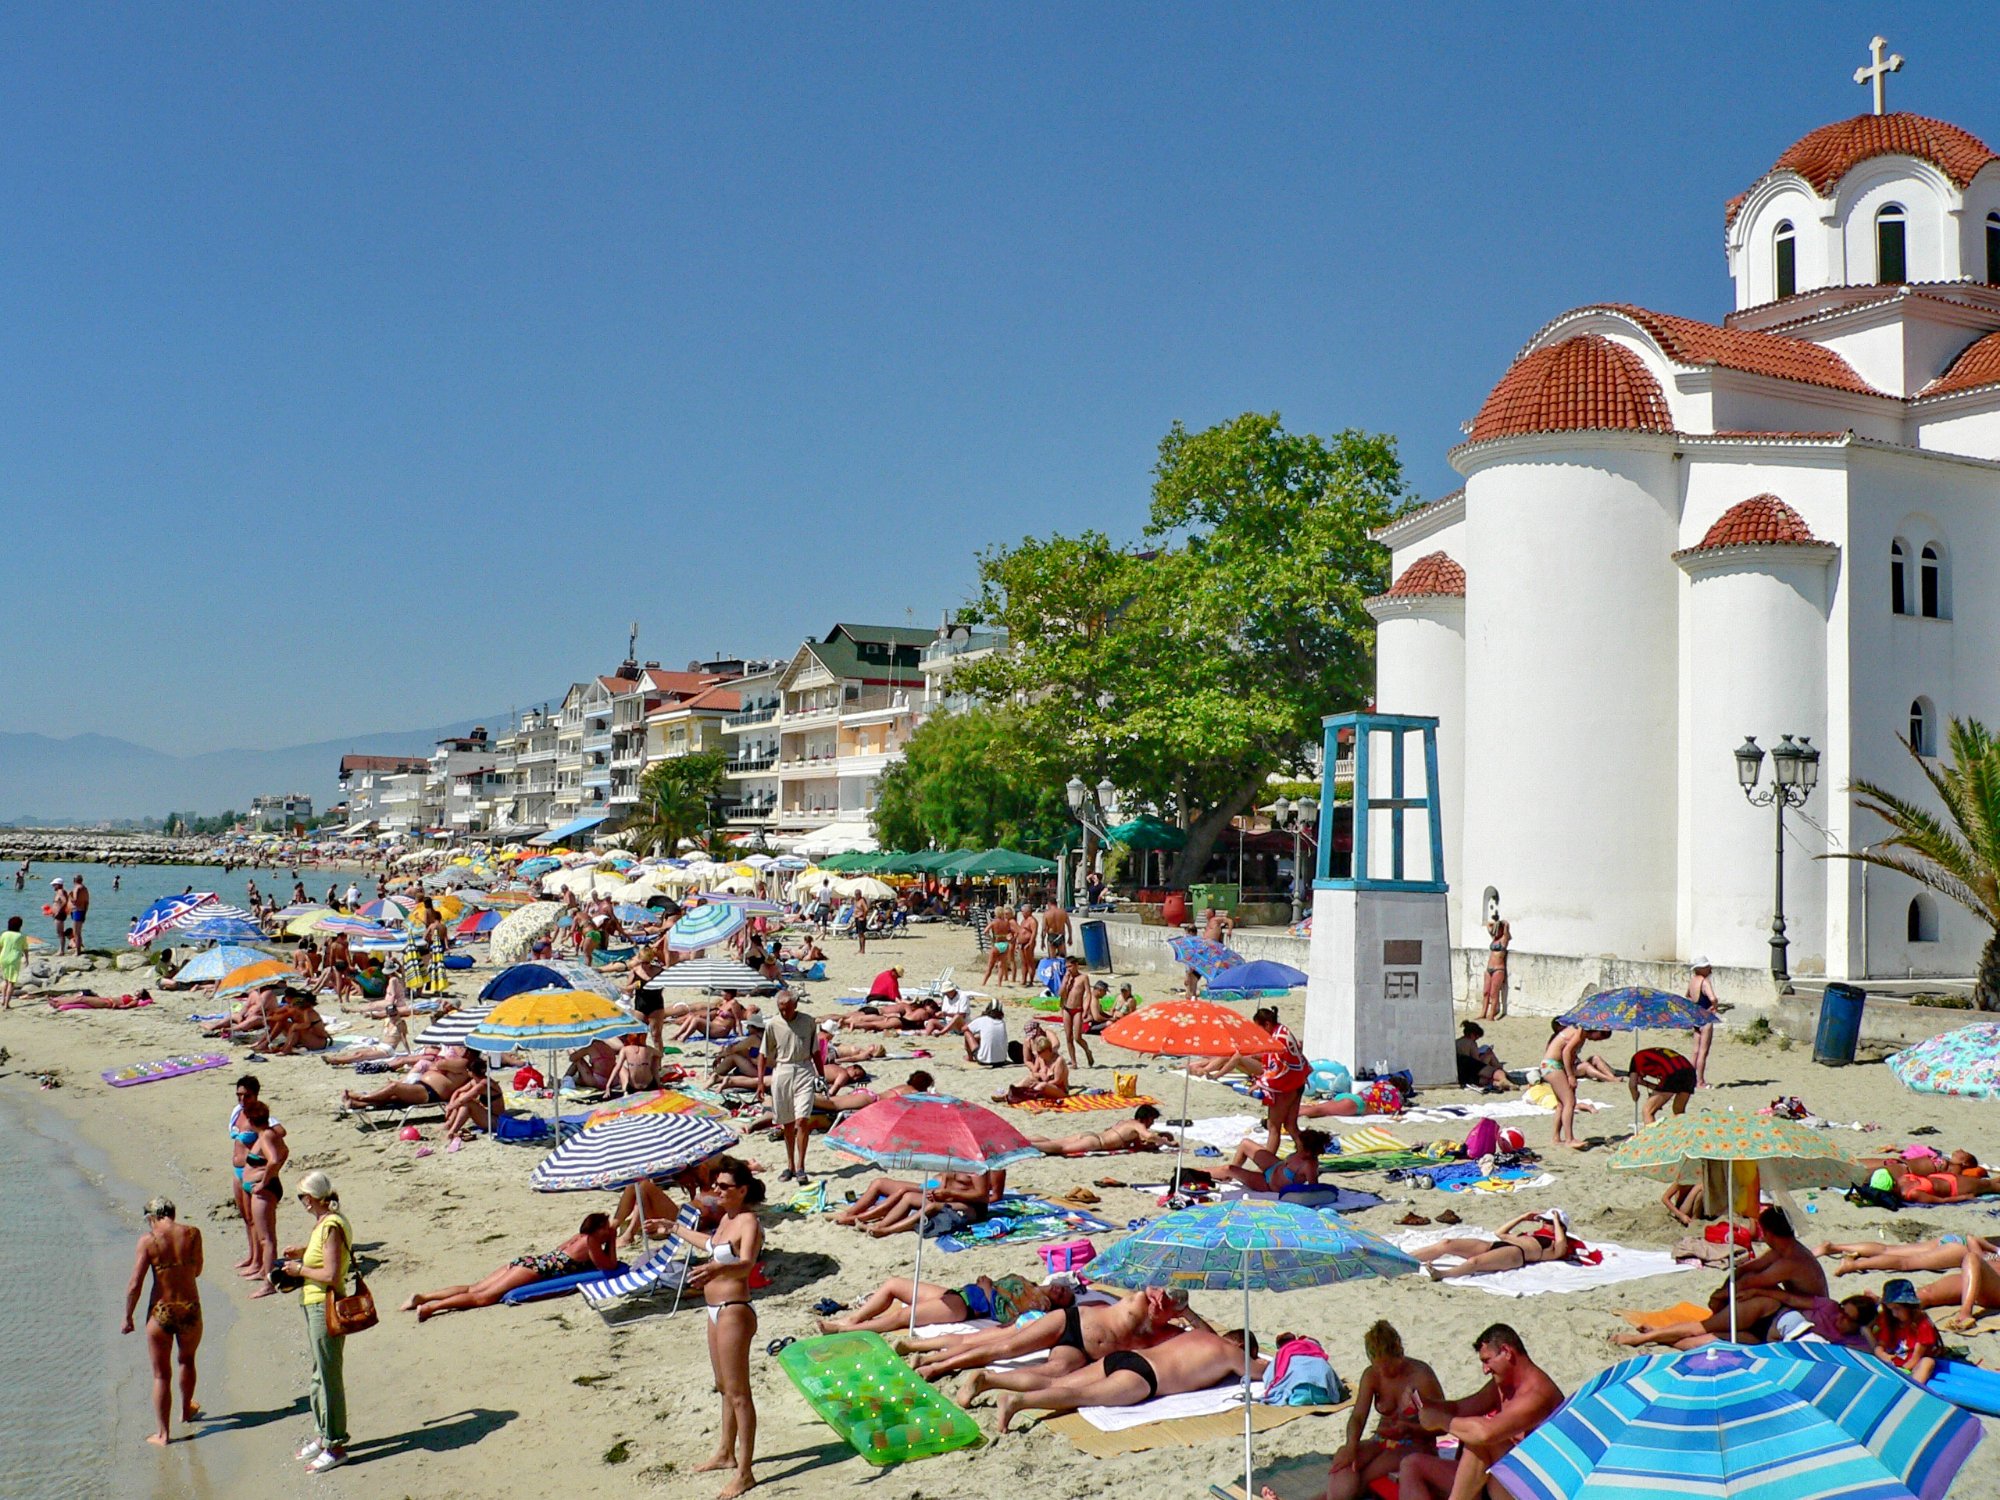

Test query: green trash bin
[1188,883,1240,914]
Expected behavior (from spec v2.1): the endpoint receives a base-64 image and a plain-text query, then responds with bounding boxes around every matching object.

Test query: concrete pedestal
[1304,886,1456,1087]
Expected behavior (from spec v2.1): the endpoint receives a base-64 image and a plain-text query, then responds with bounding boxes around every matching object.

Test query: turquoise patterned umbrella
[1087,1201,1421,1498]
[1492,1340,1980,1500]
[666,901,749,952]
[1888,1022,2000,1100]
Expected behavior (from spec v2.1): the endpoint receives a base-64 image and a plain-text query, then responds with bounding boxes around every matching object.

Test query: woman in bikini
[402,1212,619,1321]
[995,1028,1067,1104]
[1685,957,1720,1088]
[1481,908,1510,1021]
[1542,1021,1607,1149]
[673,1166,767,1500]
[1287,1319,1444,1500]
[239,1099,289,1297]
[1816,1233,1996,1277]
[122,1196,204,1447]
[818,1271,1050,1335]
[1412,1210,1572,1280]
[984,906,1015,987]
[1221,1129,1331,1192]
[1029,1105,1175,1157]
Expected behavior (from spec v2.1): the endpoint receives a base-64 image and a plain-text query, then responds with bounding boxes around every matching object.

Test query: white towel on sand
[1389,1227,1689,1297]
[1082,1377,1267,1432]
[1181,1115,1266,1152]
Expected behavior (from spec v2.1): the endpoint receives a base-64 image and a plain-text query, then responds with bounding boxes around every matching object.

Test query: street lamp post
[1063,776,1121,909]
[1733,734,1822,983]
[1271,795,1321,925]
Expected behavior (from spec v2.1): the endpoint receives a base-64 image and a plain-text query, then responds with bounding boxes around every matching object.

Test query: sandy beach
[6,924,1998,1499]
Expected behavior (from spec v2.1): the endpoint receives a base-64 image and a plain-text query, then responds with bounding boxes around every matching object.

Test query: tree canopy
[871,708,1072,855]
[623,752,726,857]
[958,412,1402,881]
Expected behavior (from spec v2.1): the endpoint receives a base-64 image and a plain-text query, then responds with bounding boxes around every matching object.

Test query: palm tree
[622,753,726,858]
[1830,717,2000,1010]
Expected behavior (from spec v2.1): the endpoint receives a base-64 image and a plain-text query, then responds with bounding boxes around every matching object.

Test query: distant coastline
[0,830,363,869]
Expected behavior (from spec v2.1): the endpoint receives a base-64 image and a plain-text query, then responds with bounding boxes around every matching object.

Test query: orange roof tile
[1597,304,1874,395]
[1688,495,1820,552]
[1469,335,1673,443]
[1922,331,2000,398]
[1384,552,1466,598]
[1729,114,2000,226]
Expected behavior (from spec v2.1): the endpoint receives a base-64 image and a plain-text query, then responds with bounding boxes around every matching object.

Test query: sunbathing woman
[262,994,330,1055]
[673,996,746,1042]
[1221,1129,1331,1192]
[1817,1233,1996,1277]
[201,986,278,1041]
[902,1285,1169,1380]
[818,1272,1049,1335]
[739,1071,932,1135]
[341,1051,473,1111]
[994,1029,1067,1105]
[1912,1240,2000,1330]
[442,1057,505,1145]
[402,1212,618,1321]
[1894,1150,2000,1204]
[606,1035,662,1095]
[1290,1319,1444,1500]
[1413,1209,1573,1280]
[568,1038,621,1092]
[955,1293,1208,1410]
[1029,1105,1175,1157]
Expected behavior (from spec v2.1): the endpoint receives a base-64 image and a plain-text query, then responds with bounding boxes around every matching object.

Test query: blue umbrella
[1087,1201,1421,1499]
[1203,959,1310,994]
[1168,934,1245,980]
[478,960,623,1003]
[667,902,748,952]
[171,944,275,984]
[129,892,218,947]
[515,856,560,879]
[1492,1340,1981,1500]
[1558,987,1712,1033]
[613,903,661,925]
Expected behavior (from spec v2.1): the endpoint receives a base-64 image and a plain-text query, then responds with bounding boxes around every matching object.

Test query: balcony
[784,702,838,726]
[516,745,557,764]
[836,750,900,778]
[840,699,915,728]
[727,753,777,774]
[611,752,645,770]
[582,732,613,755]
[724,703,780,730]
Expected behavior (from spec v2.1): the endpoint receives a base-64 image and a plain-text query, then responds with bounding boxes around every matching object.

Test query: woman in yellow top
[279,1170,352,1473]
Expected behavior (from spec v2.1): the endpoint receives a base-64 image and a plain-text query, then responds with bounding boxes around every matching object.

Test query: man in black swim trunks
[340,1052,473,1110]
[987,1326,1267,1433]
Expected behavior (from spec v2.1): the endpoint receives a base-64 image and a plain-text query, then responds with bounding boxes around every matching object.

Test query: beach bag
[1464,1118,1499,1160]
[323,1215,378,1337]
[1113,1071,1138,1099]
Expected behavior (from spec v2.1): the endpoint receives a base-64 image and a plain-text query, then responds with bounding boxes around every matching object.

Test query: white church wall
[1916,403,2000,462]
[1836,167,1954,287]
[1956,165,2000,272]
[1704,375,1902,443]
[1459,441,1681,962]
[1372,606,1466,940]
[1730,183,1828,309]
[1809,320,1915,403]
[1678,457,1849,548]
[1388,516,1465,580]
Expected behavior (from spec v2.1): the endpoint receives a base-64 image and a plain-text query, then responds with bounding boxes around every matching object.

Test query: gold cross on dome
[1854,35,1903,116]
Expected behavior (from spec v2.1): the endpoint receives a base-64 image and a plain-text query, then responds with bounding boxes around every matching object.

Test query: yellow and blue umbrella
[464,989,636,1050]
[1492,1340,1981,1500]
[1086,1200,1420,1500]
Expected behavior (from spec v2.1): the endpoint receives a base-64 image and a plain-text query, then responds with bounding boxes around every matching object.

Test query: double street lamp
[1271,795,1320,924]
[1063,777,1121,908]
[1733,734,1822,983]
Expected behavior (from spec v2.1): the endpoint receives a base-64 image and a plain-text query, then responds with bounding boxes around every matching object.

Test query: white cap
[1690,955,1712,970]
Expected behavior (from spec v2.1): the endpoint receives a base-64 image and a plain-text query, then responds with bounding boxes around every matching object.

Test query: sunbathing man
[1413,1210,1574,1281]
[341,1050,474,1111]
[1703,1206,1826,1334]
[738,1071,933,1135]
[1221,1129,1330,1193]
[986,1325,1268,1435]
[200,986,280,1041]
[1816,1233,1996,1277]
[401,1212,618,1321]
[1028,1104,1175,1157]
[904,1286,1184,1381]
[818,1271,1055,1335]
[1400,1324,1563,1500]
[858,1171,1003,1239]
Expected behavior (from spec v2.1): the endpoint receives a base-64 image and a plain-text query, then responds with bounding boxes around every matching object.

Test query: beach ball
[1498,1128,1525,1152]
[399,1125,422,1142]
[1362,1079,1403,1114]
[1308,1059,1352,1097]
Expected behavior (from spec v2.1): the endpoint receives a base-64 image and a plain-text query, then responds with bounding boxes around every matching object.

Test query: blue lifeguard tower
[1303,711,1456,1086]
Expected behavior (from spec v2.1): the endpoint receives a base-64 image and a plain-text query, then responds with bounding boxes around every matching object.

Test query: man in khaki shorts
[757,988,820,1184]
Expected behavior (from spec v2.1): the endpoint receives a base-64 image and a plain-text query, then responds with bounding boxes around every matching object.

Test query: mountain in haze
[0,718,500,823]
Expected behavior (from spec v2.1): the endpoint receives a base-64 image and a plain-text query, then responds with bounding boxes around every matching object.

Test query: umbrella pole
[1241,1242,1254,1500]
[1727,1185,1738,1342]
[1174,1067,1192,1199]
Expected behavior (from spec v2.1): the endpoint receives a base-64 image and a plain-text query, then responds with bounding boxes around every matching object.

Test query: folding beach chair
[580,1245,695,1322]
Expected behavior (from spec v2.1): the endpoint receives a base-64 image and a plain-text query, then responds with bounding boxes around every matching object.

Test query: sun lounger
[500,1263,630,1305]
[579,1246,694,1315]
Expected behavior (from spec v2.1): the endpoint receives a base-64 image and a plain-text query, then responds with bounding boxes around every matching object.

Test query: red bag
[1704,1222,1754,1248]
[512,1066,546,1091]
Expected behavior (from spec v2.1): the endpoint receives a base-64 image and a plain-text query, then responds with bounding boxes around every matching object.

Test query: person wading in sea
[123,1196,204,1447]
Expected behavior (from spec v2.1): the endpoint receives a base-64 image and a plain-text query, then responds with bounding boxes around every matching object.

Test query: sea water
[0,861,363,950]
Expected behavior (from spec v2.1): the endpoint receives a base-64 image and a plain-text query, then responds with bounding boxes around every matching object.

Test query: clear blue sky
[3,6,1993,754]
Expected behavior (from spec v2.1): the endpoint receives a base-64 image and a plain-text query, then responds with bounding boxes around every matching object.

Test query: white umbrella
[541,867,625,898]
[490,902,563,966]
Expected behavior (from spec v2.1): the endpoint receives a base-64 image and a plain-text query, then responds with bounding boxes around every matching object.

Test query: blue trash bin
[1081,919,1110,972]
[1812,982,1867,1066]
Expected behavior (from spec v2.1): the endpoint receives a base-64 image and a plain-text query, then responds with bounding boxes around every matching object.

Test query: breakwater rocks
[0,831,217,866]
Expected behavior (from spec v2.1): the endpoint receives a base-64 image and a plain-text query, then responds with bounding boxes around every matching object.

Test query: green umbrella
[1107,816,1187,851]
[944,848,1057,878]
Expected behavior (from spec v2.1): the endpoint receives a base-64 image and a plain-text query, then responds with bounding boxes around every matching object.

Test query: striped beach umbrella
[665,902,748,952]
[313,915,401,940]
[699,893,786,917]
[643,957,776,993]
[358,896,417,922]
[414,1004,494,1049]
[170,905,268,944]
[453,909,504,939]
[1491,1341,1981,1500]
[529,1112,739,1192]
[170,944,275,984]
[128,892,219,947]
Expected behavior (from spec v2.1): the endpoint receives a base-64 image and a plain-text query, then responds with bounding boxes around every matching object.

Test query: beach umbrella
[699,892,785,917]
[1202,959,1310,994]
[170,944,275,985]
[1609,1111,1860,1339]
[542,867,625,899]
[1491,1340,1981,1500]
[529,1111,739,1192]
[128,892,219,947]
[216,957,301,1000]
[313,915,400,940]
[282,908,338,937]
[584,1089,729,1126]
[413,1004,494,1049]
[473,888,541,909]
[643,957,776,993]
[1558,987,1713,1033]
[1887,1022,2000,1100]
[466,990,641,1131]
[828,1094,1041,1331]
[1168,934,1246,980]
[479,959,624,1003]
[357,896,417,922]
[1087,1200,1421,1500]
[489,902,564,966]
[270,902,322,919]
[937,848,1058,878]
[169,905,268,944]
[666,902,748,952]
[1102,999,1284,1194]
[768,855,810,870]
[454,909,504,939]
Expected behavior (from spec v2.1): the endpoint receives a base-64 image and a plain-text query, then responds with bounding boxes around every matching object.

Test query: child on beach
[1878,1278,1941,1382]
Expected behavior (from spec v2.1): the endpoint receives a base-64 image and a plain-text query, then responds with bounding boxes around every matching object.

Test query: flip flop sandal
[1396,1211,1432,1226]
[810,1298,847,1316]
[1064,1186,1102,1205]
[765,1336,796,1356]
[1436,1209,1463,1225]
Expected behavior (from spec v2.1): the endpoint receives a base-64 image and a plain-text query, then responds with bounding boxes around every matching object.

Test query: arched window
[1908,894,1939,943]
[1890,538,1908,615]
[1921,543,1943,618]
[1988,213,2000,284]
[1774,220,1797,298]
[1877,204,1908,283]
[1910,697,1936,756]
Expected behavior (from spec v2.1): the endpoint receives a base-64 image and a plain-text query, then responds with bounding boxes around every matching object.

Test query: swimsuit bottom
[151,1299,201,1335]
[705,1300,754,1324]
[1104,1349,1160,1402]
[514,1250,586,1279]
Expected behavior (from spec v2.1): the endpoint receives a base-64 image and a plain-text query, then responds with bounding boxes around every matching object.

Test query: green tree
[871,708,1072,854]
[961,412,1401,883]
[1830,718,2000,1010]
[622,752,726,857]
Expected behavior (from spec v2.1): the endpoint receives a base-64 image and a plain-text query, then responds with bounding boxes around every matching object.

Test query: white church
[1368,50,2000,997]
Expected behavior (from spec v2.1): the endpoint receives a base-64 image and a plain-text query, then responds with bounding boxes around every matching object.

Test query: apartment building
[774,624,932,834]
[719,664,783,838]
[609,666,740,811]
[337,754,428,834]
[250,792,314,832]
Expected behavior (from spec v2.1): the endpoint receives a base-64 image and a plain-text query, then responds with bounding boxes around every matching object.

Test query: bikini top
[231,1127,259,1147]
[710,1239,743,1266]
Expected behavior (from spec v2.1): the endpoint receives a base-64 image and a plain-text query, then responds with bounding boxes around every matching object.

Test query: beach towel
[101,1053,231,1087]
[1175,1183,1386,1214]
[1181,1115,1268,1153]
[1330,1126,1412,1156]
[1082,1378,1269,1432]
[1434,1170,1555,1194]
[1619,1301,1713,1332]
[933,1194,1115,1253]
[1014,1091,1159,1115]
[1047,1403,1339,1460]
[1390,1227,1690,1297]
[52,995,155,1012]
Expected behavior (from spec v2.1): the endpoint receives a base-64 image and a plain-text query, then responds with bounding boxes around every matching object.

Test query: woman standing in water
[671,1165,766,1499]
[123,1196,204,1447]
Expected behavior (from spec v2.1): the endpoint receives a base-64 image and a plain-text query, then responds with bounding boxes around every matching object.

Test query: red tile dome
[1728,113,1999,223]
[1682,495,1821,553]
[1468,335,1673,443]
[1384,552,1466,598]
[1924,331,2000,398]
